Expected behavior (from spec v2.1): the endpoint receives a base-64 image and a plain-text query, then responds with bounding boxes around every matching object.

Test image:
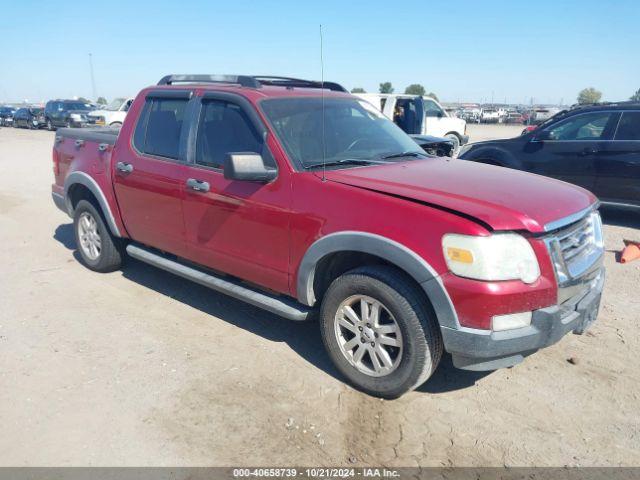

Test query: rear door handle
[186,178,210,193]
[116,161,133,173]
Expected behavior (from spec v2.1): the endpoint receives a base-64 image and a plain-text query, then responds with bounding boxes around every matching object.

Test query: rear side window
[614,112,640,141]
[133,98,188,159]
[546,111,613,141]
[195,100,262,168]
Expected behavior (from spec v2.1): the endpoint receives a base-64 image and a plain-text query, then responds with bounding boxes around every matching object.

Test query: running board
[126,244,311,321]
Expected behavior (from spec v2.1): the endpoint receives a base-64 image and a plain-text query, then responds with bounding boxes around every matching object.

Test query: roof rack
[252,76,347,92]
[570,100,640,109]
[157,74,261,88]
[157,74,347,92]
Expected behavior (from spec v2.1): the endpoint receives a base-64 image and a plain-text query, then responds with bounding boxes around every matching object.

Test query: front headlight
[70,113,82,120]
[442,233,540,284]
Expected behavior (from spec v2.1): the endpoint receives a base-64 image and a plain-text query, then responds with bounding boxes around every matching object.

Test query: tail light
[52,149,60,176]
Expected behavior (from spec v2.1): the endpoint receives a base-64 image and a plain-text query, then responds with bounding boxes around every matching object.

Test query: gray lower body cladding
[442,267,605,370]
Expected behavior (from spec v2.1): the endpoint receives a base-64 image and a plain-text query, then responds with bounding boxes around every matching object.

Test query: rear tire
[319,265,442,398]
[73,200,122,272]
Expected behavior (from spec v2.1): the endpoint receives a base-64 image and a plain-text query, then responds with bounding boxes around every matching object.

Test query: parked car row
[0,97,133,131]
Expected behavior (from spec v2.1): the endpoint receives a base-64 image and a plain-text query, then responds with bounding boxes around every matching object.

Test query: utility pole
[88,53,97,100]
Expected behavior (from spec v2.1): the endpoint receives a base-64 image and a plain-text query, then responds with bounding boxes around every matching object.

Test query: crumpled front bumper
[441,267,605,371]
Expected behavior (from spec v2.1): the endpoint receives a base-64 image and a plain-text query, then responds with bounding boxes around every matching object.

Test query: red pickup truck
[51,74,605,398]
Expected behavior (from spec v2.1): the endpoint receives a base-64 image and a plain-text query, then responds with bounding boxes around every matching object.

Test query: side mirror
[532,130,552,142]
[224,153,277,183]
[437,111,444,118]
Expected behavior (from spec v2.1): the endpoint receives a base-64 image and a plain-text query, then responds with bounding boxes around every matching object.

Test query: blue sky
[1,0,638,104]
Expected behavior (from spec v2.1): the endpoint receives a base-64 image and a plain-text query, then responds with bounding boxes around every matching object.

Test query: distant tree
[379,82,394,94]
[77,97,90,103]
[404,84,426,96]
[426,92,439,102]
[350,87,366,93]
[577,87,602,105]
[630,88,640,102]
[97,96,107,105]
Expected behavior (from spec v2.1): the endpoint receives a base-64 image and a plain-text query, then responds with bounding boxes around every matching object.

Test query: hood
[324,158,596,233]
[410,134,452,145]
[89,109,110,116]
[68,109,91,115]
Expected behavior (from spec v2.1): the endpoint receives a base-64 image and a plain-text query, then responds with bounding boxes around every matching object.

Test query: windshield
[260,97,425,169]
[105,98,126,111]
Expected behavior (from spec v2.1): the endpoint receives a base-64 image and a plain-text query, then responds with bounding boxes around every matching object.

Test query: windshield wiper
[380,151,427,160]
[303,158,381,170]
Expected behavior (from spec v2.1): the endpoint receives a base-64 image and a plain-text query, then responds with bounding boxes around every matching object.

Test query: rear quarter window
[614,111,640,141]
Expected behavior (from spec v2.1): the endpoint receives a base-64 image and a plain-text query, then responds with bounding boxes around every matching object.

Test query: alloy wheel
[334,295,403,377]
[77,212,101,260]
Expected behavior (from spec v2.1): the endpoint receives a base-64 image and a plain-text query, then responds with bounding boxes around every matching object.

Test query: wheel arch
[296,231,459,328]
[63,172,122,237]
[444,131,462,141]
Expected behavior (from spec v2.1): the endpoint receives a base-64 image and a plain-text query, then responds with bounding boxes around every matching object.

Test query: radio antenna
[320,24,326,182]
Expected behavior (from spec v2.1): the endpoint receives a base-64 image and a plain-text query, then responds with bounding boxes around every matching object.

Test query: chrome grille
[545,210,604,285]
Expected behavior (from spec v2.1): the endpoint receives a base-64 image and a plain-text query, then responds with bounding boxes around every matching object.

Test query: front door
[112,92,192,256]
[521,110,618,192]
[179,95,290,294]
[594,111,640,205]
[423,98,447,136]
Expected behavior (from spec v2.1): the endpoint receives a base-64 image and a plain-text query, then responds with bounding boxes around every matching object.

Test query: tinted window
[196,101,262,168]
[62,102,90,111]
[546,111,613,140]
[134,98,188,159]
[614,112,640,141]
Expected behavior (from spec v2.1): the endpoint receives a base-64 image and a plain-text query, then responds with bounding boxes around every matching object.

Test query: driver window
[424,99,444,118]
[546,112,612,141]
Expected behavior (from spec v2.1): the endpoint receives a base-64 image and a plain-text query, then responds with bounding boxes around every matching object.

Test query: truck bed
[55,126,120,145]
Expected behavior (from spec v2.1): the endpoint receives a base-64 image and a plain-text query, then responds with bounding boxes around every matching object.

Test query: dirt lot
[1,125,639,467]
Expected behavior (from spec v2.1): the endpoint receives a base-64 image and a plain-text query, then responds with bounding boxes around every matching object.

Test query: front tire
[320,266,442,398]
[73,200,122,272]
[445,133,461,154]
[46,119,55,131]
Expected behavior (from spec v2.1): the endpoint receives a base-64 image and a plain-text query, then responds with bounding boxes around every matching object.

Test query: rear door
[178,92,291,294]
[594,110,640,206]
[521,110,617,191]
[112,90,194,256]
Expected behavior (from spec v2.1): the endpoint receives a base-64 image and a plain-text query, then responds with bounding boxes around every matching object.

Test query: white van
[355,93,468,150]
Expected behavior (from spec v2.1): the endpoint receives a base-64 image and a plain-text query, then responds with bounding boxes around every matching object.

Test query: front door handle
[186,178,210,193]
[116,161,133,173]
[579,147,599,156]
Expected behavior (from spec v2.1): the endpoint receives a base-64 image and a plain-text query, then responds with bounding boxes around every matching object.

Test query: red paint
[53,81,598,330]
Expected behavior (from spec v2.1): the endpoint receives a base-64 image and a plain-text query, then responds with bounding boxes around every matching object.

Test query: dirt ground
[0,125,639,467]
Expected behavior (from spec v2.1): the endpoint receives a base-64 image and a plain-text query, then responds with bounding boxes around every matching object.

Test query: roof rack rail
[157,74,347,92]
[252,76,348,92]
[157,74,261,88]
